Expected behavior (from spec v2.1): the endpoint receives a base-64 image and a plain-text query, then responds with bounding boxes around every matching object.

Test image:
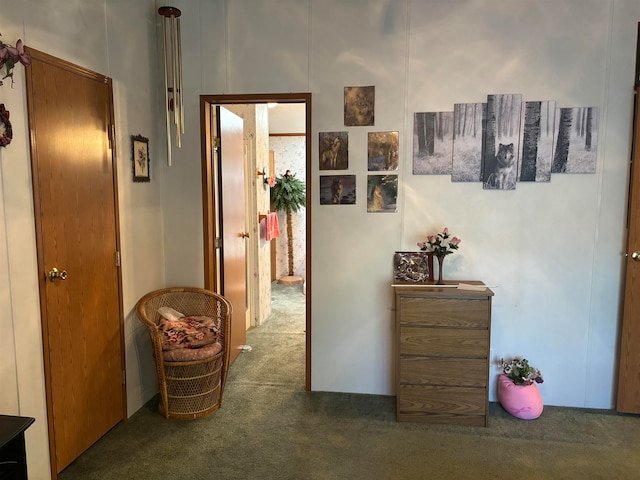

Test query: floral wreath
[0,104,12,148]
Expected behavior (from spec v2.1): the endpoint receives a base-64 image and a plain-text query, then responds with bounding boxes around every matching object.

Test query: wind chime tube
[171,16,181,147]
[161,15,172,166]
[170,18,177,127]
[177,17,184,135]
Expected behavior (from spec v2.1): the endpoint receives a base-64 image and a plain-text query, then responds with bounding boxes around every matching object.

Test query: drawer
[399,356,487,387]
[397,385,487,426]
[400,326,488,356]
[399,296,489,327]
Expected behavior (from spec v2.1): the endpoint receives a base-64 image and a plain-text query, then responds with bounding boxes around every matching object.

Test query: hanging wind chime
[159,6,184,166]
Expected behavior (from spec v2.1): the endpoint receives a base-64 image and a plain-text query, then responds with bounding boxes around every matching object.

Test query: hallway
[227,281,306,389]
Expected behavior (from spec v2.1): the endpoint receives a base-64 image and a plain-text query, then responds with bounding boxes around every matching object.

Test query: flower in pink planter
[499,357,543,385]
[497,374,544,420]
[497,357,544,419]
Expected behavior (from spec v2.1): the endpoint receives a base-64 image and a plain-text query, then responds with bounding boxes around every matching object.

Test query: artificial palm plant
[271,170,306,278]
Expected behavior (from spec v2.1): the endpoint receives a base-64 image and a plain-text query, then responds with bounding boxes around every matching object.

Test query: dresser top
[393,281,494,299]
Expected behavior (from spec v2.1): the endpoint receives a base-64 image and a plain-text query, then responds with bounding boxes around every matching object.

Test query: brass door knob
[632,251,640,262]
[240,232,250,238]
[48,267,68,281]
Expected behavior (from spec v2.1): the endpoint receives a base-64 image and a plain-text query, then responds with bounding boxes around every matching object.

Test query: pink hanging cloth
[266,212,280,241]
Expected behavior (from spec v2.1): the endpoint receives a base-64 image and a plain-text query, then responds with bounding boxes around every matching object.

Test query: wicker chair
[135,287,232,419]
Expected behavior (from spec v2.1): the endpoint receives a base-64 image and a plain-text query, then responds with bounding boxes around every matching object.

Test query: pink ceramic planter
[497,374,543,420]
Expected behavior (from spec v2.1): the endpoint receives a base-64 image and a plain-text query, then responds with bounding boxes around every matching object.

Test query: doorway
[200,93,311,390]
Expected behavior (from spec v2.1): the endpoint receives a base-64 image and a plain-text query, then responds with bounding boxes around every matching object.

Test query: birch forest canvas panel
[452,102,486,182]
[552,107,599,174]
[413,112,454,175]
[482,94,523,190]
[367,175,398,213]
[367,131,399,171]
[319,175,356,205]
[518,101,556,182]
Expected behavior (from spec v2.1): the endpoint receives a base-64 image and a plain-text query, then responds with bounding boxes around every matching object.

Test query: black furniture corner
[0,415,35,480]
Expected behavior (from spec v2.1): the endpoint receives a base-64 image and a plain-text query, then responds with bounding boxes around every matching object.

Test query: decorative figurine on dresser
[393,280,494,426]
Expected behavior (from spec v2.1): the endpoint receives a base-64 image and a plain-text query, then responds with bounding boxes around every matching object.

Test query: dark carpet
[58,282,640,479]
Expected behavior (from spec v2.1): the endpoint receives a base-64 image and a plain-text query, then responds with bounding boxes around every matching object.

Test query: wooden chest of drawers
[394,283,494,426]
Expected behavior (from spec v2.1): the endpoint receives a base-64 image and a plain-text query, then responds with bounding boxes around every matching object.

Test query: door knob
[632,251,640,262]
[240,232,250,238]
[48,267,68,281]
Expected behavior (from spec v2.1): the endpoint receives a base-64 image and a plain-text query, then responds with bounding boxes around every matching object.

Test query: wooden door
[618,89,640,413]
[217,106,248,364]
[25,48,125,474]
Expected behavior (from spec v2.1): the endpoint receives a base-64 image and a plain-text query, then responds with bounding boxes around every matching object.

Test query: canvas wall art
[367,131,399,171]
[551,107,598,174]
[518,101,556,182]
[319,131,349,170]
[413,112,454,175]
[482,94,523,190]
[452,102,485,182]
[344,86,375,126]
[414,92,597,189]
[367,174,398,213]
[319,175,356,205]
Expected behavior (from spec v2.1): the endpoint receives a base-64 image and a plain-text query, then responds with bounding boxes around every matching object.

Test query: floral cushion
[158,315,220,351]
[163,341,222,362]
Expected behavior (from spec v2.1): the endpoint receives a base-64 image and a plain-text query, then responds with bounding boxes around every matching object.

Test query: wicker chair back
[135,287,232,419]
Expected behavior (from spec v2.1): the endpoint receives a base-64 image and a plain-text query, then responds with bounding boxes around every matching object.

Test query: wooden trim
[635,22,640,89]
[25,47,107,81]
[106,75,128,424]
[304,94,312,392]
[201,98,216,291]
[199,92,312,391]
[269,133,306,137]
[269,150,277,282]
[23,47,54,478]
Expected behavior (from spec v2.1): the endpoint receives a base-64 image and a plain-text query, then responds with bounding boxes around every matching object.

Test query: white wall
[2,0,640,477]
[1,1,165,478]
[162,0,640,408]
[269,103,306,134]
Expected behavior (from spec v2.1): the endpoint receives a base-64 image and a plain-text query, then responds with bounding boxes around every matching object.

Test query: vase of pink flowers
[417,227,461,285]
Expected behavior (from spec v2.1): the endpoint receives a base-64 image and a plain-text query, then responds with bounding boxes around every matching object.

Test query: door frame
[25,47,126,477]
[200,93,312,391]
